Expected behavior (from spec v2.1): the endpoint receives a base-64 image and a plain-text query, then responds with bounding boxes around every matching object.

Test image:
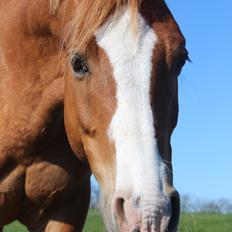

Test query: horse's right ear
[70,54,89,80]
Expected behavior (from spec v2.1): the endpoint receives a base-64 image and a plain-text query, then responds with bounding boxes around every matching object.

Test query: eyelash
[174,51,190,76]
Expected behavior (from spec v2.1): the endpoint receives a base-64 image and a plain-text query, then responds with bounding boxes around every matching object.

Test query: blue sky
[167,0,232,200]
[92,0,231,201]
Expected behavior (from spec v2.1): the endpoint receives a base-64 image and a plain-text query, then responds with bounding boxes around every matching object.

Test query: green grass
[3,221,28,232]
[83,209,105,232]
[178,213,232,232]
[3,211,232,232]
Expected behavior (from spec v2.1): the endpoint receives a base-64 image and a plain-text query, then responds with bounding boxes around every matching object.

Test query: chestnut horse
[0,0,188,232]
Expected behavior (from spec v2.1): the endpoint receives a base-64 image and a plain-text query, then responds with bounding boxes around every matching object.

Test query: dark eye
[71,54,89,79]
[175,57,187,76]
[173,49,190,76]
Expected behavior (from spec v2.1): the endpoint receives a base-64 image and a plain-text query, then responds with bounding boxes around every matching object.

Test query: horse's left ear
[71,54,89,80]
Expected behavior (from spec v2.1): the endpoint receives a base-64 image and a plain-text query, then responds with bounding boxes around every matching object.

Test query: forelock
[63,0,141,53]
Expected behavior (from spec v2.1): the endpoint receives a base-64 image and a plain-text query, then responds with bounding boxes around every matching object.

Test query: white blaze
[96,9,165,202]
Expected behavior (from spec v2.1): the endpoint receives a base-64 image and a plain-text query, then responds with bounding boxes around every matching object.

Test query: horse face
[64,2,188,231]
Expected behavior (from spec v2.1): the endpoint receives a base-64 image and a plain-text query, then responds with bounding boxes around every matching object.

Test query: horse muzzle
[112,189,180,232]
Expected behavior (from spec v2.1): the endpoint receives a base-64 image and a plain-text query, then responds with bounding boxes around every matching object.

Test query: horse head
[60,0,188,231]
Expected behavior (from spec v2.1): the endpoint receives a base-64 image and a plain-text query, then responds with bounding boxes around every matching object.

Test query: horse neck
[0,0,69,157]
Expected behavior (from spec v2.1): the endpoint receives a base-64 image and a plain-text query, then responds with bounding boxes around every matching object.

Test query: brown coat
[0,1,90,231]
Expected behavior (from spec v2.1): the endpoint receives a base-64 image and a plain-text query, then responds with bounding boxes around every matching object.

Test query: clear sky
[92,0,231,201]
[167,0,232,200]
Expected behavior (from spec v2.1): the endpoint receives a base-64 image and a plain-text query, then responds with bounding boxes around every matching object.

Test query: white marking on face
[96,7,166,212]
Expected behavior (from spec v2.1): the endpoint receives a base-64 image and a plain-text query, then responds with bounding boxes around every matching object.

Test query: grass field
[3,210,232,232]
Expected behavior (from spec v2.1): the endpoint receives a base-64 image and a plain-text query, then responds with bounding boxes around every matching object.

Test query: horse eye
[175,58,186,76]
[71,54,89,79]
[174,52,190,76]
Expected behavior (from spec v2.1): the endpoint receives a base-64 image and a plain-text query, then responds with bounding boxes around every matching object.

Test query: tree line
[90,184,232,214]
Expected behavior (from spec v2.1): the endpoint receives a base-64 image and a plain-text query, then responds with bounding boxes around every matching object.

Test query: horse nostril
[113,193,142,231]
[115,197,126,223]
[168,191,180,232]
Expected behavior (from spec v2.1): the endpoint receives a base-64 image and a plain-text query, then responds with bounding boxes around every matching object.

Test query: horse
[62,0,189,231]
[0,0,91,231]
[0,0,188,231]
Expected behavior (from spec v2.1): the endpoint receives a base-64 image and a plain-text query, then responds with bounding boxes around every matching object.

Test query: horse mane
[50,0,141,53]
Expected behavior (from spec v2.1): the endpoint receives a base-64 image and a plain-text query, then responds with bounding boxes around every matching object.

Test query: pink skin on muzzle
[112,190,173,232]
